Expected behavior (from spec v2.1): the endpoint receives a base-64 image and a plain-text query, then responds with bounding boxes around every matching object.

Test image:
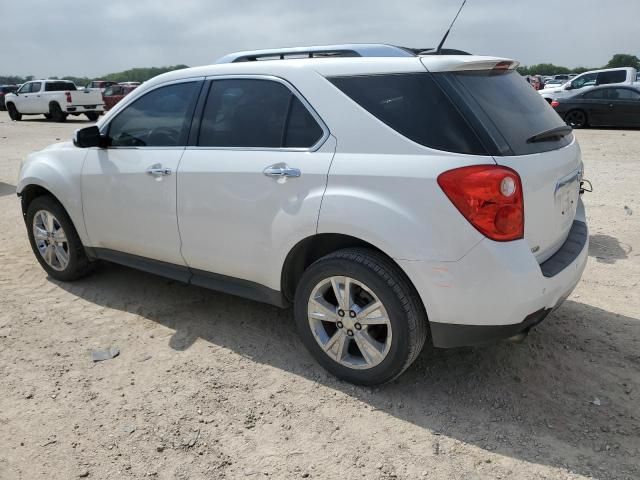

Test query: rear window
[45,82,77,92]
[443,70,572,156]
[330,73,487,155]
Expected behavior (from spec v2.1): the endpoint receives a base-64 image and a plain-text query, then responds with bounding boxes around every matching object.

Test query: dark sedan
[0,85,19,111]
[551,85,640,128]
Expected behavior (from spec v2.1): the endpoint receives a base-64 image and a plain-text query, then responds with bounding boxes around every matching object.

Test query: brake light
[65,91,72,103]
[493,61,515,71]
[437,165,524,242]
[550,100,560,108]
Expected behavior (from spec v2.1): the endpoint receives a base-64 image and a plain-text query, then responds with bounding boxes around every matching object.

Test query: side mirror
[74,126,106,148]
[565,84,573,91]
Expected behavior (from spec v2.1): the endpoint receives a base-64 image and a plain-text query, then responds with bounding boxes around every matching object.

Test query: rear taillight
[65,91,72,103]
[437,165,524,242]
[550,100,560,108]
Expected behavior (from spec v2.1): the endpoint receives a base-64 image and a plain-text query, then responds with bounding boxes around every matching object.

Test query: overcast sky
[2,0,638,78]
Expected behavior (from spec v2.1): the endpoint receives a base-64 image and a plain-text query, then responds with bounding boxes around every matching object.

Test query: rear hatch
[428,60,582,263]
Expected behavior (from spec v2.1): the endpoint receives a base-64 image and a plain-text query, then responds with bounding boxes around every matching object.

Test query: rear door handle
[146,165,172,176]
[263,164,301,178]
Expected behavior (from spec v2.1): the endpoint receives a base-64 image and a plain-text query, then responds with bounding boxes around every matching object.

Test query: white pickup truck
[4,80,104,122]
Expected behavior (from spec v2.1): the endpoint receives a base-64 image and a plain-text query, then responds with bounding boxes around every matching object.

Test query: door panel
[82,148,186,265]
[177,136,336,290]
[81,79,203,265]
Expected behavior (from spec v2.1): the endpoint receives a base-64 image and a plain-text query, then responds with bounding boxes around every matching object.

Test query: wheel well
[19,185,60,218]
[49,101,60,110]
[281,233,388,302]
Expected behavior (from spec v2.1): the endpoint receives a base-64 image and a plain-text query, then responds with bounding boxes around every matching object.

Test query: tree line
[1,53,638,86]
[516,54,639,76]
[0,65,189,86]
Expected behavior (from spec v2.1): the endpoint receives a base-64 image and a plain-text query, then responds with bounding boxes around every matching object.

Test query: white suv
[17,44,589,385]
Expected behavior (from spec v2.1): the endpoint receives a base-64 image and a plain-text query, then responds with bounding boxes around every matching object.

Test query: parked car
[118,81,142,87]
[543,79,565,88]
[16,44,588,385]
[102,84,138,110]
[0,85,18,110]
[85,80,119,92]
[539,67,637,102]
[551,85,640,128]
[5,80,104,122]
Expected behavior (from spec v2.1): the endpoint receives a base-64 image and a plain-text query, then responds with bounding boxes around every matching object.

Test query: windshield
[441,70,572,156]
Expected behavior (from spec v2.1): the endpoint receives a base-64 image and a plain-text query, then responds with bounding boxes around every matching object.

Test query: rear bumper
[430,308,551,348]
[398,200,588,348]
[64,105,104,113]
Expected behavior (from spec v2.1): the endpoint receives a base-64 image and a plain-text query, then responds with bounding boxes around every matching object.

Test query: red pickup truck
[102,84,138,111]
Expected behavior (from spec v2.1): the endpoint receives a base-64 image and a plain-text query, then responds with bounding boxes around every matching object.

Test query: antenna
[435,0,467,54]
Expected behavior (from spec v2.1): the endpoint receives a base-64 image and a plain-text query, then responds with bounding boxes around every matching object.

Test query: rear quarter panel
[318,151,494,262]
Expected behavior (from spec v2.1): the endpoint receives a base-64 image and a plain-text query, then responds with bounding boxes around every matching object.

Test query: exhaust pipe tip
[506,332,528,343]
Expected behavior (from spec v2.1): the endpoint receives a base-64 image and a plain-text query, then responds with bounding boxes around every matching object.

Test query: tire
[564,109,587,128]
[49,102,67,122]
[294,248,428,385]
[7,103,22,121]
[85,112,99,122]
[25,195,94,281]
[43,113,52,120]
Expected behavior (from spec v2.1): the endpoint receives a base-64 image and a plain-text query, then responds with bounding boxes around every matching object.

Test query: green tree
[605,54,640,69]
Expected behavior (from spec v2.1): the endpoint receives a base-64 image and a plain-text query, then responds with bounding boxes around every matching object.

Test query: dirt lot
[0,111,638,480]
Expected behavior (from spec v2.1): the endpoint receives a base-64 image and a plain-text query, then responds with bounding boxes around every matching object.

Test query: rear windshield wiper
[526,125,573,144]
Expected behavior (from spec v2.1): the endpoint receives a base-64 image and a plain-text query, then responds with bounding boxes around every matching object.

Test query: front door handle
[263,164,301,178]
[146,165,172,176]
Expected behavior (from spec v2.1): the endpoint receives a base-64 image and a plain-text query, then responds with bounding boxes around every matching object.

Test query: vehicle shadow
[0,182,16,197]
[589,233,631,264]
[53,262,640,478]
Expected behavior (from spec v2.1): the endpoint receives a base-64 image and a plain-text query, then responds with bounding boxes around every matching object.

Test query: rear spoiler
[421,56,520,73]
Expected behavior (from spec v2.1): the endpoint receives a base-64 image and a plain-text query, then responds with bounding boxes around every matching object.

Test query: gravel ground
[0,111,639,480]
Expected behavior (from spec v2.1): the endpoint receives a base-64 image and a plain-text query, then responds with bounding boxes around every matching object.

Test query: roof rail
[215,44,416,64]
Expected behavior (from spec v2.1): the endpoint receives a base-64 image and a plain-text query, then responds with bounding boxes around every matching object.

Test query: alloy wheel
[307,276,392,369]
[32,210,69,271]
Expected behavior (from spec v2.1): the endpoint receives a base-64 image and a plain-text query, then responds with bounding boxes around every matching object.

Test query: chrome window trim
[186,74,330,153]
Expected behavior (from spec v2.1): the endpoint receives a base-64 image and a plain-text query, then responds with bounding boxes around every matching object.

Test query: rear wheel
[85,112,100,122]
[564,109,587,128]
[26,196,94,281]
[7,103,21,121]
[294,248,428,385]
[49,102,67,122]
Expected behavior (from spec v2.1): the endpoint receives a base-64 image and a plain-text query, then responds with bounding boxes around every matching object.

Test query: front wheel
[7,103,21,121]
[26,196,94,281]
[294,248,428,385]
[565,109,587,128]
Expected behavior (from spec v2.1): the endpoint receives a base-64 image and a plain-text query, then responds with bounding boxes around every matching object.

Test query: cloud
[1,0,638,77]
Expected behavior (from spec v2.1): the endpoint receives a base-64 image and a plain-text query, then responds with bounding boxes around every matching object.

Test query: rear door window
[330,73,487,155]
[608,88,640,100]
[198,78,324,149]
[442,70,572,156]
[45,82,76,92]
[596,70,626,85]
